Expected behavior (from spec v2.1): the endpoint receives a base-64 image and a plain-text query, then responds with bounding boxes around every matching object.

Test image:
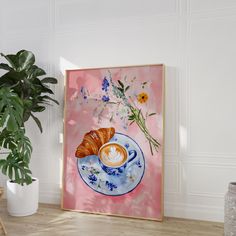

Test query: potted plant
[0,50,58,216]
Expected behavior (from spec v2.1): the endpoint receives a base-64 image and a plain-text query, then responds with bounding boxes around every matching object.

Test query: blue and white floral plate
[77,133,145,196]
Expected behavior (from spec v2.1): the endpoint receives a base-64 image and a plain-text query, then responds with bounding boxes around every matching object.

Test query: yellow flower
[137,92,148,104]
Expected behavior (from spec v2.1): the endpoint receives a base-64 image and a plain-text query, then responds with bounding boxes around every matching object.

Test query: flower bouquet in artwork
[79,71,160,155]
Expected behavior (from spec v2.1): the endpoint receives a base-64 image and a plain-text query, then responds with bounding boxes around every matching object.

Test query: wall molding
[164,162,181,194]
[165,202,224,222]
[188,0,236,16]
[185,10,236,159]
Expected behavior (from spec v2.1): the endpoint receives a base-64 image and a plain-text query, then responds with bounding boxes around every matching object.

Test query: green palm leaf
[0,88,23,131]
[0,153,32,185]
[0,128,33,185]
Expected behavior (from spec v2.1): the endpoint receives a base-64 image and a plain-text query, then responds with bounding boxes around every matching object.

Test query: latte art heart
[103,146,123,163]
[100,143,127,167]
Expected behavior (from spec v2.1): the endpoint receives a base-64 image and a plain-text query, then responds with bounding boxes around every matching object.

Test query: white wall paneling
[1,0,52,37]
[164,161,180,194]
[0,0,235,222]
[187,16,236,158]
[189,0,236,13]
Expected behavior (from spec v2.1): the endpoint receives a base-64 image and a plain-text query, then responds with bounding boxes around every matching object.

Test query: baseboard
[39,190,61,204]
[164,202,224,222]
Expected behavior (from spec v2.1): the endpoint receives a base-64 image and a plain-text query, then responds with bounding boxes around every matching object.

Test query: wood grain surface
[0,200,223,236]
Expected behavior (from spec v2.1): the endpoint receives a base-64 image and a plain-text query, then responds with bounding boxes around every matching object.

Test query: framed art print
[62,64,164,221]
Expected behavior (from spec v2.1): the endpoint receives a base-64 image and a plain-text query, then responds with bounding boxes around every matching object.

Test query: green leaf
[137,109,141,119]
[23,111,31,122]
[14,167,20,182]
[118,80,124,88]
[0,70,26,88]
[8,164,13,180]
[0,63,13,71]
[41,77,58,84]
[129,120,135,126]
[32,106,45,112]
[0,160,6,168]
[0,88,23,131]
[149,113,156,117]
[30,113,43,133]
[125,86,130,92]
[1,50,35,72]
[117,87,124,93]
[0,151,32,184]
[23,99,33,108]
[2,162,8,175]
[0,127,33,184]
[24,169,32,174]
[0,53,18,70]
[17,50,35,71]
[25,174,33,185]
[149,141,154,155]
[41,95,59,105]
[41,86,54,94]
[14,129,32,163]
[128,115,135,120]
[26,65,46,78]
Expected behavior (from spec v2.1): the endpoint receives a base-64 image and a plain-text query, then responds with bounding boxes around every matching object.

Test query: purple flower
[102,95,110,102]
[81,86,89,100]
[102,77,110,92]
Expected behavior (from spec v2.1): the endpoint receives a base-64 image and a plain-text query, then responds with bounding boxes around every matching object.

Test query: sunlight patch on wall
[60,57,79,75]
[179,125,187,151]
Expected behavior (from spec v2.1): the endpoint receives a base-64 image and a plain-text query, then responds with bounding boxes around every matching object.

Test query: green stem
[132,109,160,154]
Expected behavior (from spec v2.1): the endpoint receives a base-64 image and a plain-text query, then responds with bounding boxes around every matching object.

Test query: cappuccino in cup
[99,143,127,168]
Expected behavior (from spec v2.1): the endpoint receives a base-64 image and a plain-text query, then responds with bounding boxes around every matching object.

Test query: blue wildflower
[102,77,110,92]
[102,95,110,102]
[136,160,142,168]
[88,174,97,185]
[105,181,117,191]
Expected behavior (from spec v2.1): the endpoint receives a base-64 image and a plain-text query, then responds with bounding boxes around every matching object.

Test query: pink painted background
[62,65,164,220]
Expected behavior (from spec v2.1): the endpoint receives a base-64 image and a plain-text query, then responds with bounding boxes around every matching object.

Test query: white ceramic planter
[7,178,39,217]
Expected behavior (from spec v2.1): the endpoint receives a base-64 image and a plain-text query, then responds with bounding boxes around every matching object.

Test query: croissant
[75,127,115,158]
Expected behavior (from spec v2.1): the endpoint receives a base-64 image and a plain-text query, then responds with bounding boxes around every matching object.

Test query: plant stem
[130,106,160,154]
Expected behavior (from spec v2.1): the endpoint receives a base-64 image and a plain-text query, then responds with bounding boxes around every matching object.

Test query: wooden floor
[0,201,223,236]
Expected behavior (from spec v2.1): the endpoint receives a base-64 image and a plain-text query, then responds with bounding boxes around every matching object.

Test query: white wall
[1,0,236,222]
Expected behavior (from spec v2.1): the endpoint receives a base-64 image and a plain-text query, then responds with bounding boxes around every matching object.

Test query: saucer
[77,133,145,196]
